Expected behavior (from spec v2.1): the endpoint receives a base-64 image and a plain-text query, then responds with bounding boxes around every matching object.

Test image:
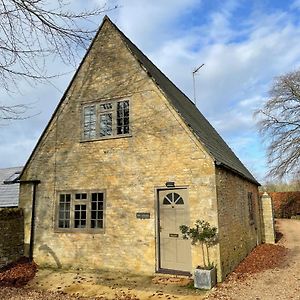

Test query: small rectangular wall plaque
[136,212,150,219]
[169,233,179,238]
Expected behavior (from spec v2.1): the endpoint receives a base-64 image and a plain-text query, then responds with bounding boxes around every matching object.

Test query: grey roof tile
[0,167,22,207]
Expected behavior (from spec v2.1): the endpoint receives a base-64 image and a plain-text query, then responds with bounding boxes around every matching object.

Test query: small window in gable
[82,99,130,141]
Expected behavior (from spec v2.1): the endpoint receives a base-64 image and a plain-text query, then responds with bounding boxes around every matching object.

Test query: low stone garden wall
[0,208,24,268]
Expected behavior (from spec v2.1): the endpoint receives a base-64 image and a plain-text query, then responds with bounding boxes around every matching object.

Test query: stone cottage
[19,16,262,281]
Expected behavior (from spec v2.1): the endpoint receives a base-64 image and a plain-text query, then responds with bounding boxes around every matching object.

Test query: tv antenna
[192,63,204,105]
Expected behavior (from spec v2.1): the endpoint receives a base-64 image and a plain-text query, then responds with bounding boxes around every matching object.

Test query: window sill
[54,228,105,234]
[80,133,132,143]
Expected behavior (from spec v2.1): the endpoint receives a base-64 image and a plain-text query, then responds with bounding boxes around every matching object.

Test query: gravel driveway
[206,219,300,300]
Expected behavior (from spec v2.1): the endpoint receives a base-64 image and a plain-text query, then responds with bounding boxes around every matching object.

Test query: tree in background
[0,0,117,120]
[261,178,300,192]
[255,69,300,179]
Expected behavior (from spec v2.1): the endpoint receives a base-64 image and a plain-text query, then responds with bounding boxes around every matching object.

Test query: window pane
[163,194,172,205]
[92,193,97,202]
[75,193,87,200]
[97,220,103,228]
[100,103,113,111]
[117,101,129,135]
[83,106,96,139]
[91,220,96,228]
[75,219,80,228]
[75,211,80,219]
[100,113,112,137]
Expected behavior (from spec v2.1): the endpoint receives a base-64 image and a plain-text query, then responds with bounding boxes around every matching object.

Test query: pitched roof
[0,166,22,207]
[21,16,259,185]
[105,17,259,185]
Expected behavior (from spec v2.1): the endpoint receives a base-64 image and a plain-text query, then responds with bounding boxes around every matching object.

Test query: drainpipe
[19,180,41,261]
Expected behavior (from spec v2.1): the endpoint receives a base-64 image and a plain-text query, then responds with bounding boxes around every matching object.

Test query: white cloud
[115,0,199,50]
[291,0,300,10]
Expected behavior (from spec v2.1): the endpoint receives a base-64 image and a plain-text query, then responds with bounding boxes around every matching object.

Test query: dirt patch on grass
[0,257,37,287]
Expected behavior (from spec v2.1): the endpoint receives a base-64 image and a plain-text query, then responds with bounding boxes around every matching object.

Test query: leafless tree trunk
[0,0,117,120]
[255,69,300,179]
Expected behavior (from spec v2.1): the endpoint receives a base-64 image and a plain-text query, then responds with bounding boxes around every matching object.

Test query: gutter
[18,180,41,261]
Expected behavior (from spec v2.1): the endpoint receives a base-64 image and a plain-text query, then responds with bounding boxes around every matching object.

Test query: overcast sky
[1,0,300,182]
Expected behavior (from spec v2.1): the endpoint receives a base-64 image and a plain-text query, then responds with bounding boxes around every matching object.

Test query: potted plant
[180,219,218,289]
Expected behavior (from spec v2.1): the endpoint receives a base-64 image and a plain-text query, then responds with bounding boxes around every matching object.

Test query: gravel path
[206,219,300,300]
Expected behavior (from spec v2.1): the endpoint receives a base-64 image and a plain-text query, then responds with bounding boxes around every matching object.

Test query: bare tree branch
[255,69,300,179]
[0,0,118,120]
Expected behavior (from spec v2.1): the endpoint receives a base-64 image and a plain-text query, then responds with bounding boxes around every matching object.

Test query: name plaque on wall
[136,212,150,219]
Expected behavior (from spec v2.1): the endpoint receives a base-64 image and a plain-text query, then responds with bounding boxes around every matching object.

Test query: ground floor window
[57,191,105,232]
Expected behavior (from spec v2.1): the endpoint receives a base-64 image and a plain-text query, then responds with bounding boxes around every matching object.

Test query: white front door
[158,189,192,272]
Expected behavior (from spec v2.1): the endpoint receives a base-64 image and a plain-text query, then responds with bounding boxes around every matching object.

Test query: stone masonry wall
[19,19,220,276]
[261,192,276,244]
[0,208,24,268]
[216,167,262,280]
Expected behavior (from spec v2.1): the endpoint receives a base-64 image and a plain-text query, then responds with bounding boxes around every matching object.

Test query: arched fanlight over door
[163,192,184,205]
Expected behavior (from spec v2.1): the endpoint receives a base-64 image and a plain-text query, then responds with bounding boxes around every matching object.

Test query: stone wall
[216,167,262,280]
[0,208,24,268]
[260,192,276,244]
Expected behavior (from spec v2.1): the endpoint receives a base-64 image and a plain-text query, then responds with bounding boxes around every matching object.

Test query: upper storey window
[82,99,130,140]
